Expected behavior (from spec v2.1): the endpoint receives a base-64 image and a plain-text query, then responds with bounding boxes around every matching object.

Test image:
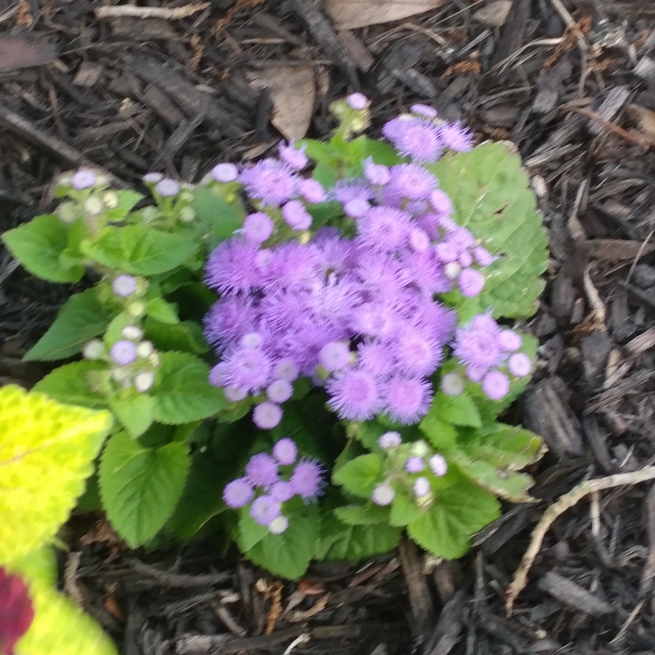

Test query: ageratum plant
[2,95,549,579]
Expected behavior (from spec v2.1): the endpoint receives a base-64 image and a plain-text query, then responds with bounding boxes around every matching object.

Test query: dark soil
[2,1,655,653]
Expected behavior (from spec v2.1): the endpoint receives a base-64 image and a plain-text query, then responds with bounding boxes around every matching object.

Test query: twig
[95,3,209,20]
[506,466,655,614]
[548,0,588,53]
[564,105,652,149]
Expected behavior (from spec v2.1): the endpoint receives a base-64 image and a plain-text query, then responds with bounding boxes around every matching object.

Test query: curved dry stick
[506,466,655,615]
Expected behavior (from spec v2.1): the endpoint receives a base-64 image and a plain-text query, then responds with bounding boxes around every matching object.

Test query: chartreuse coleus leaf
[0,385,113,565]
[24,289,114,362]
[407,469,500,560]
[430,142,548,318]
[2,214,84,283]
[99,431,190,547]
[452,423,546,503]
[12,548,118,655]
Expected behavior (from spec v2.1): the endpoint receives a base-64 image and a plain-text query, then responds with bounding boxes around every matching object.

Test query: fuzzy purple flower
[406,457,425,473]
[347,93,368,110]
[344,198,370,219]
[282,200,312,230]
[155,178,180,197]
[250,496,281,526]
[384,117,443,162]
[274,359,300,382]
[440,122,474,152]
[411,104,438,118]
[482,370,510,400]
[372,483,395,506]
[240,159,297,206]
[112,274,138,297]
[212,163,239,183]
[290,458,325,501]
[278,142,308,170]
[110,340,137,366]
[429,190,454,216]
[327,367,381,421]
[384,376,432,424]
[267,379,294,403]
[473,246,496,267]
[243,212,274,243]
[319,341,352,373]
[221,346,272,392]
[499,330,522,352]
[273,438,298,465]
[379,431,402,449]
[414,477,431,497]
[364,159,391,186]
[409,228,431,252]
[508,353,532,377]
[429,454,448,477]
[253,402,283,429]
[223,478,254,508]
[356,206,412,253]
[453,314,503,377]
[245,453,279,487]
[270,481,295,502]
[394,330,442,377]
[458,268,485,297]
[71,169,96,190]
[357,341,397,378]
[389,164,438,200]
[225,386,248,402]
[297,178,326,203]
[205,239,264,295]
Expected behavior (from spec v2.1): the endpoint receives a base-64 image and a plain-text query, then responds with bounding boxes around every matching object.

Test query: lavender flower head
[267,379,293,404]
[253,402,283,429]
[429,454,448,477]
[240,159,297,206]
[243,212,274,243]
[378,431,402,450]
[250,496,281,526]
[245,453,279,488]
[440,122,474,152]
[290,458,325,501]
[71,169,96,190]
[211,163,239,183]
[155,178,180,197]
[223,478,254,508]
[319,341,352,373]
[406,457,425,473]
[482,370,510,400]
[279,141,308,170]
[347,93,369,110]
[110,340,137,366]
[414,477,431,498]
[273,438,298,465]
[372,483,395,506]
[383,117,443,163]
[112,274,138,298]
[143,172,163,184]
[508,353,532,377]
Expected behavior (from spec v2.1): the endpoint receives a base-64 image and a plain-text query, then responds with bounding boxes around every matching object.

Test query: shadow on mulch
[2,0,655,653]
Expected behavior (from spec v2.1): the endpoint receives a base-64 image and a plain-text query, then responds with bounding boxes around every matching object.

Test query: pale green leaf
[332,454,383,499]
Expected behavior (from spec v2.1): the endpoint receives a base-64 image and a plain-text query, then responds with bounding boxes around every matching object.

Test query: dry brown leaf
[248,66,316,141]
[473,0,512,27]
[627,104,655,144]
[0,36,58,72]
[16,0,33,27]
[325,0,447,30]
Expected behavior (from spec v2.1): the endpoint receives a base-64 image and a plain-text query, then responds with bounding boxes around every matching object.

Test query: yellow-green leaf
[0,385,113,565]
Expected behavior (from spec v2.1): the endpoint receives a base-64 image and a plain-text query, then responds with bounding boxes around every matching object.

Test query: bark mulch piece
[2,0,655,653]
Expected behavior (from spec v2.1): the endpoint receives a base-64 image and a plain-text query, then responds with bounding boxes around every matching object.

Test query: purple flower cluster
[382,107,474,163]
[223,438,325,533]
[370,436,448,508]
[451,314,532,400]
[204,158,496,427]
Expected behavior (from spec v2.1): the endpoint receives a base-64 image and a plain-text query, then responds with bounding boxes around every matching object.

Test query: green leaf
[315,513,401,561]
[453,423,545,502]
[428,391,482,428]
[109,394,154,438]
[334,503,389,526]
[389,492,422,527]
[144,318,210,354]
[246,507,320,580]
[99,431,190,547]
[430,143,548,318]
[419,414,458,451]
[238,508,270,552]
[0,385,113,565]
[25,290,114,362]
[193,187,243,246]
[33,361,109,410]
[105,190,143,222]
[306,201,343,230]
[146,297,179,324]
[312,163,339,189]
[152,352,227,424]
[332,454,383,499]
[300,139,340,166]
[82,224,198,275]
[166,453,234,539]
[407,472,500,559]
[2,214,84,283]
[350,136,401,166]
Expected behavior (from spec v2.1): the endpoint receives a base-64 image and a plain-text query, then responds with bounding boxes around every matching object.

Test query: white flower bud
[136,341,154,358]
[84,196,104,215]
[121,326,143,340]
[83,339,104,360]
[134,371,155,393]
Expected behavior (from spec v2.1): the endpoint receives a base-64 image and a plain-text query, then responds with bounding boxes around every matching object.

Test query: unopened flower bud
[148,353,161,368]
[414,477,431,498]
[411,440,429,458]
[112,367,131,383]
[134,371,155,393]
[102,191,119,208]
[84,196,104,215]
[112,274,138,298]
[136,341,154,358]
[180,206,196,222]
[268,515,289,534]
[444,262,461,280]
[127,301,146,317]
[57,201,77,223]
[83,339,104,360]
[372,483,395,506]
[121,326,143,341]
